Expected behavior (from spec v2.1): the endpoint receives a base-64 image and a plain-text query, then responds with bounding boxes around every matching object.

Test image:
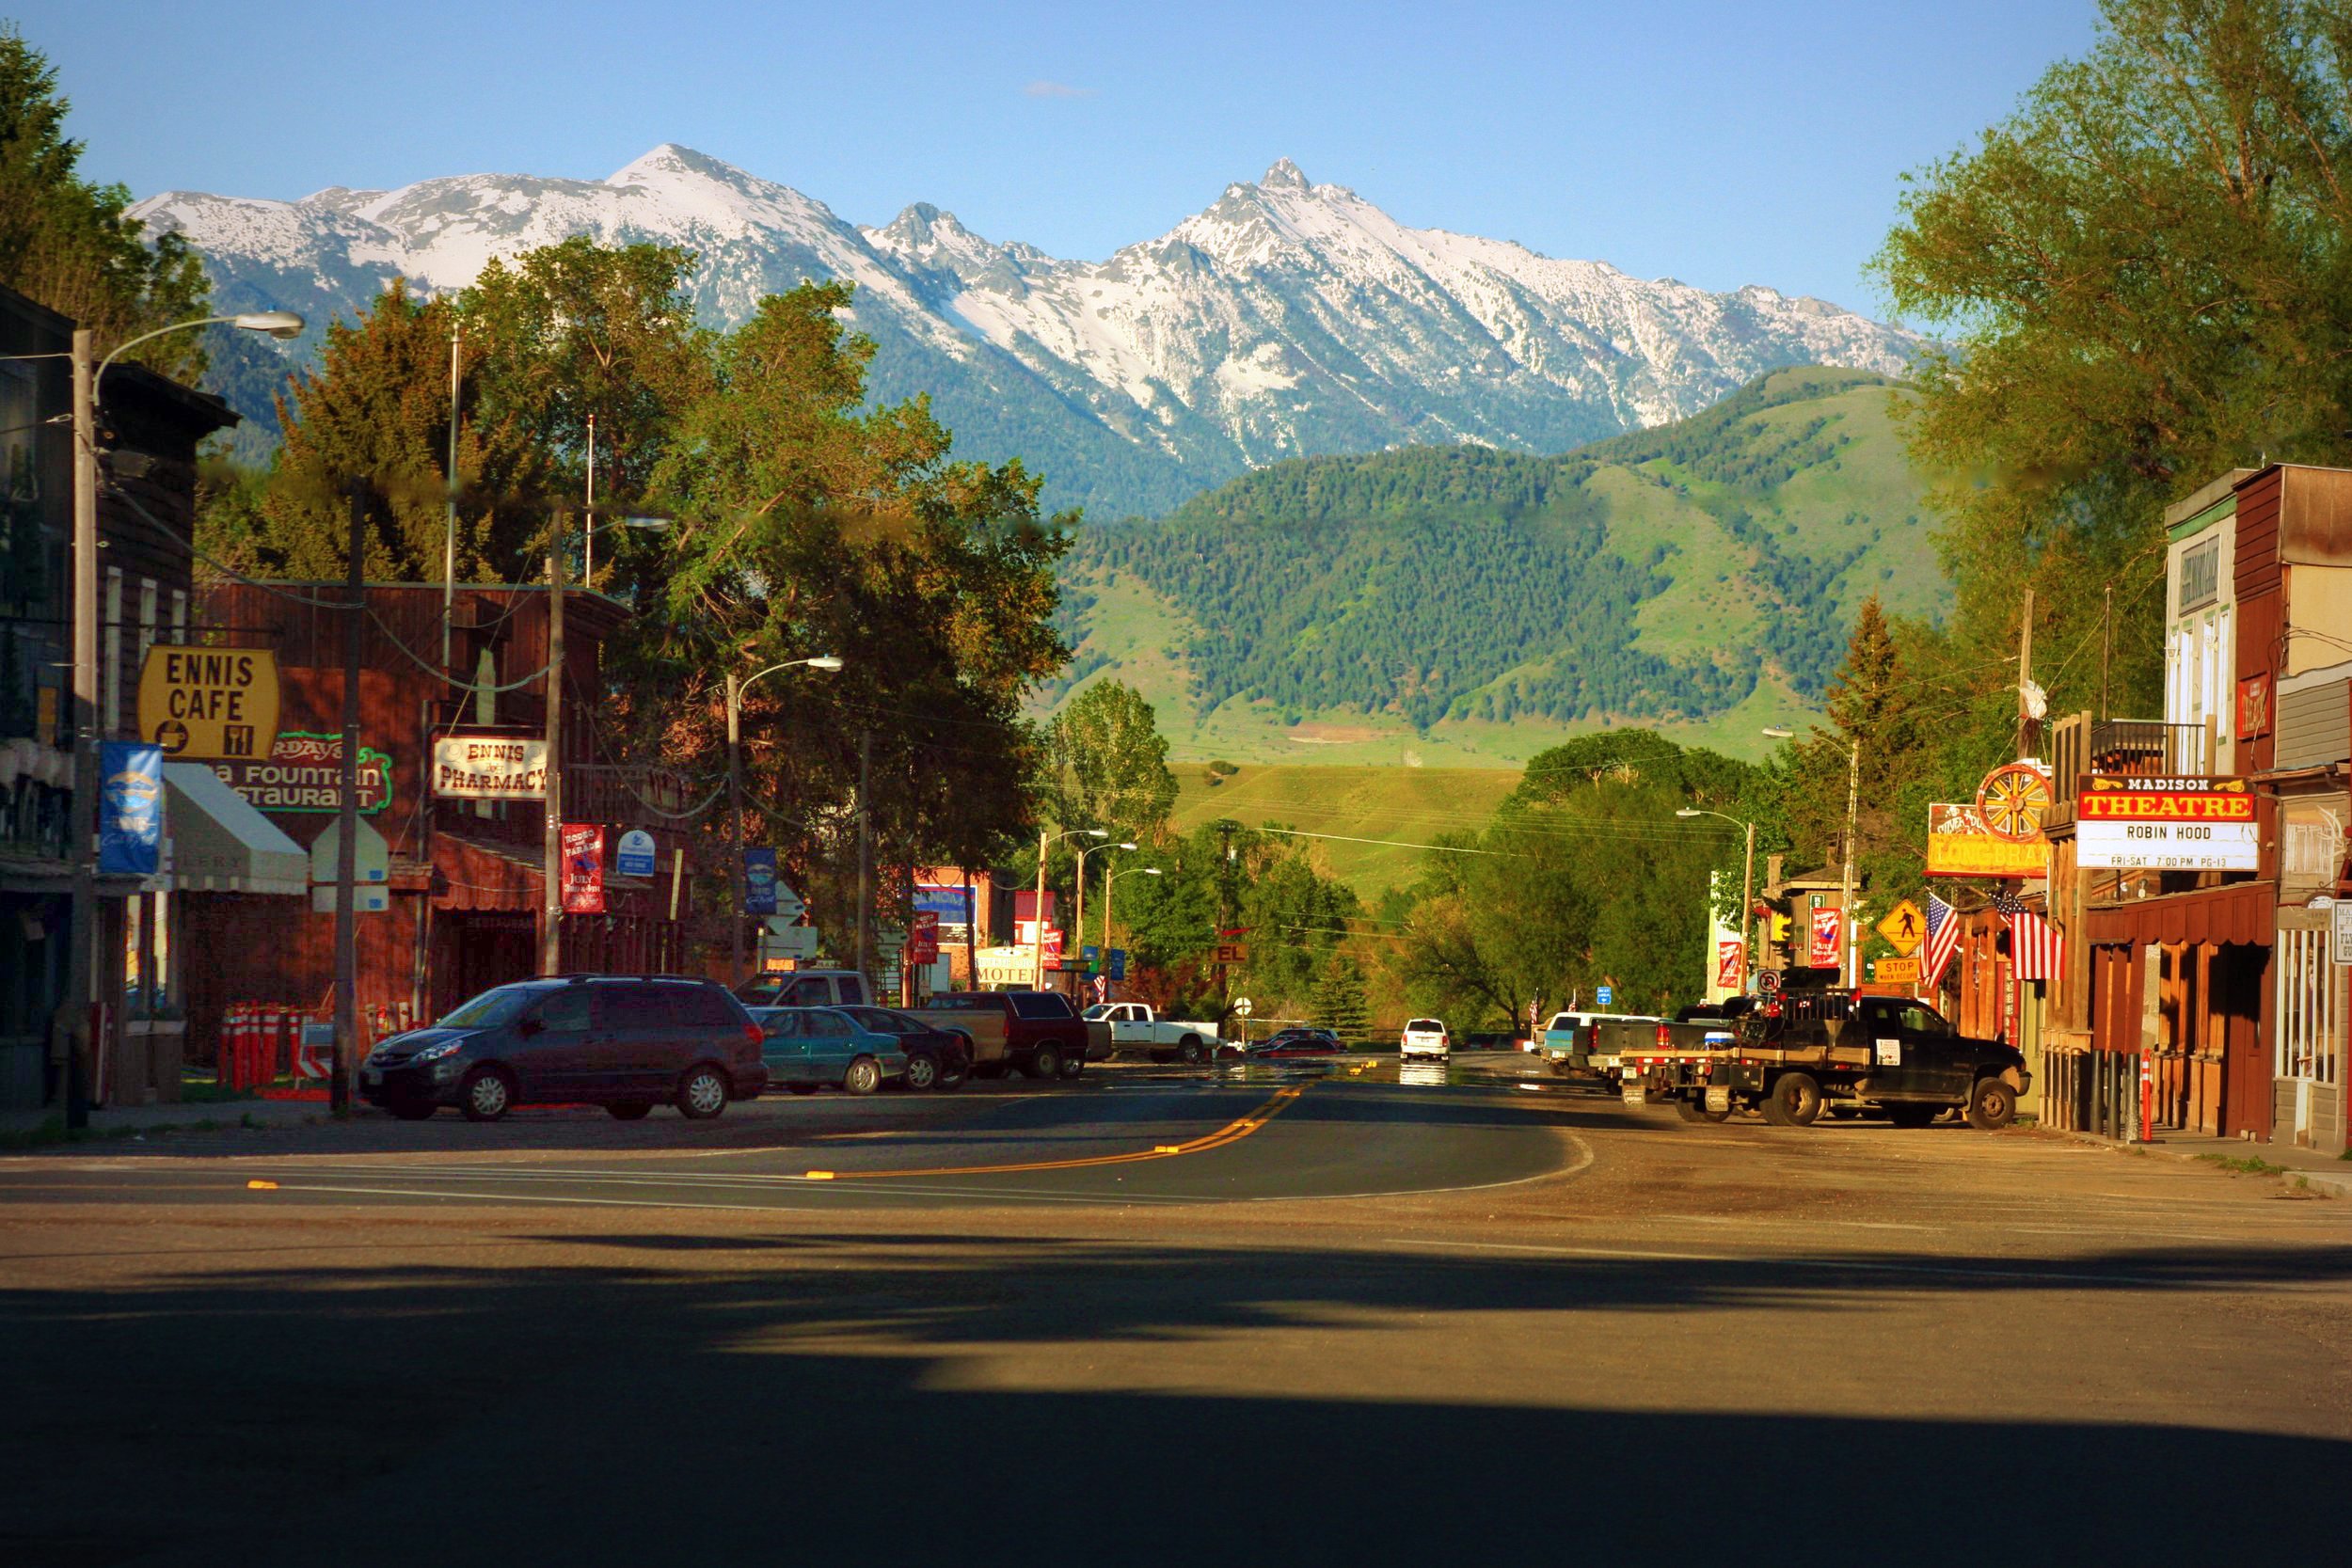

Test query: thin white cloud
[1024,80,1096,100]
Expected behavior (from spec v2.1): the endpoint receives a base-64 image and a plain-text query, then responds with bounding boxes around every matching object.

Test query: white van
[1400,1019,1451,1061]
[735,970,872,1009]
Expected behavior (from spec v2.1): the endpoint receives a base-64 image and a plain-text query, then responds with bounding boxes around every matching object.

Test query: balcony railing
[2049,714,2216,800]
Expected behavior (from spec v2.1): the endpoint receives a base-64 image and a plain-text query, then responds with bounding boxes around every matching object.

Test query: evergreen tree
[1311,952,1370,1039]
[0,30,208,375]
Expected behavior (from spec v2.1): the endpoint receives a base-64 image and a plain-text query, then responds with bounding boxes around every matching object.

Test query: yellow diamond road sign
[1877,899,1927,957]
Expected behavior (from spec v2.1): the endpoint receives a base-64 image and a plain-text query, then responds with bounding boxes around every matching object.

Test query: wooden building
[177,581,697,1068]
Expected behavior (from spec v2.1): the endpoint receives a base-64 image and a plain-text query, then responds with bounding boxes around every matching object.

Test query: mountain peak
[608,143,748,187]
[1262,157,1310,191]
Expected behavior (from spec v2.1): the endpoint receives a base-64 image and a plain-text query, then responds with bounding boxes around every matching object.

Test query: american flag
[1994,891,2061,981]
[1921,893,1962,990]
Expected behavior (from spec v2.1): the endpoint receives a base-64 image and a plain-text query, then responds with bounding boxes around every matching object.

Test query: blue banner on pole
[99,741,163,877]
[1107,947,1126,981]
[742,847,778,915]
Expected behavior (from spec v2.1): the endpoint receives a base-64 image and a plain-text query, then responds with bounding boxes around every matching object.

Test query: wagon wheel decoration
[1975,762,2053,843]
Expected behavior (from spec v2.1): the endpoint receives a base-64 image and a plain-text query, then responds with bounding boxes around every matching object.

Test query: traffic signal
[1769,912,1793,946]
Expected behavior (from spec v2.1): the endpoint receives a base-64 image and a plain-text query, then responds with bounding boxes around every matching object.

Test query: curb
[2057,1128,2352,1198]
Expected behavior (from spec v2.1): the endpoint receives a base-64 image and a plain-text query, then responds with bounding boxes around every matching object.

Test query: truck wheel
[1057,1048,1085,1080]
[1765,1072,1822,1127]
[1177,1036,1207,1065]
[937,1051,969,1090]
[1026,1043,1064,1081]
[1675,1099,1730,1124]
[1886,1104,1938,1129]
[1965,1077,2017,1131]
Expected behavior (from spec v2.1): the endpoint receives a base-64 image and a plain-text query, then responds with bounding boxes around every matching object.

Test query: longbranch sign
[212,733,391,815]
[1925,803,2051,879]
[2075,776,2258,871]
[432,735,548,800]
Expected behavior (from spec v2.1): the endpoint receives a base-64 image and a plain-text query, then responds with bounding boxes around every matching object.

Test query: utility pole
[1031,825,1050,989]
[581,414,597,585]
[1839,737,1860,990]
[540,521,564,976]
[442,324,459,675]
[332,483,365,1114]
[2098,586,2113,722]
[1740,816,1756,988]
[725,672,745,988]
[65,329,97,1129]
[2016,586,2036,759]
[855,730,872,985]
[1216,818,1237,1017]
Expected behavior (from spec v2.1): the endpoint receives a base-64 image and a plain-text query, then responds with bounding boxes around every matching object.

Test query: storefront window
[2277,928,2343,1085]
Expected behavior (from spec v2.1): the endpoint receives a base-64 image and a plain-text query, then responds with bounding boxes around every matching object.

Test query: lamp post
[1676,807,1757,991]
[1102,864,1161,996]
[1073,838,1136,963]
[1761,723,1860,988]
[1034,828,1107,987]
[67,311,303,1126]
[723,655,844,986]
[542,515,671,976]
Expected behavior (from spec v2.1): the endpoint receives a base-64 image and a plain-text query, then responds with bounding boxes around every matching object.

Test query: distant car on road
[360,974,766,1123]
[749,1006,908,1096]
[839,1006,969,1091]
[1249,1027,1345,1057]
[1400,1019,1451,1061]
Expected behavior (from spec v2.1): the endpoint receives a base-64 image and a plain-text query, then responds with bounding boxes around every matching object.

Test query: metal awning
[164,763,308,895]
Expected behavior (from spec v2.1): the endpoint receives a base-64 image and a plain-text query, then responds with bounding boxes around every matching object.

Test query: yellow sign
[1925,803,2051,879]
[136,646,280,761]
[1871,957,1921,984]
[1876,899,1927,956]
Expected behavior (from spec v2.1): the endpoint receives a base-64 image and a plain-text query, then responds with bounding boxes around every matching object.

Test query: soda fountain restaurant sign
[432,735,548,800]
[136,646,280,760]
[2075,776,2258,872]
[213,733,392,815]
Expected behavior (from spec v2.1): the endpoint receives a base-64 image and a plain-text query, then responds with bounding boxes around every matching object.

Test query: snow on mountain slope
[133,147,1923,516]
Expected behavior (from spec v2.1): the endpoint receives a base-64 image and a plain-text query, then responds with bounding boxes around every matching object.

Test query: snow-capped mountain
[134,145,1923,517]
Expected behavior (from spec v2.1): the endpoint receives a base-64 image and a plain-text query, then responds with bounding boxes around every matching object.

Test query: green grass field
[1169,763,1525,898]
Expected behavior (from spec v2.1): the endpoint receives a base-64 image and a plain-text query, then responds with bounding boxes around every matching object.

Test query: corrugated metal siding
[2275,677,2350,769]
[2235,467,2283,597]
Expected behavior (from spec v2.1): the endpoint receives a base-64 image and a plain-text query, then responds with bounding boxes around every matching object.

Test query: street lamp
[1677,807,1758,991]
[66,310,306,1126]
[723,655,846,986]
[1073,838,1136,959]
[1034,828,1108,986]
[1760,723,1860,987]
[1102,864,1162,997]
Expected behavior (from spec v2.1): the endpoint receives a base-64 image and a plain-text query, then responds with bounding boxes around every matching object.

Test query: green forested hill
[1045,366,1942,765]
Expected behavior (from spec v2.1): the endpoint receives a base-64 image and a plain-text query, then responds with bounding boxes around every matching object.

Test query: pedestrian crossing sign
[1877,899,1926,957]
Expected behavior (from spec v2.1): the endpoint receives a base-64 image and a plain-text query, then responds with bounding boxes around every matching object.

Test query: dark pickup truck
[1718,989,2029,1129]
[904,990,1090,1081]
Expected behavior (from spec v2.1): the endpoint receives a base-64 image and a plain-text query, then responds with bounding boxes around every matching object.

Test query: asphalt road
[5,1058,2349,1567]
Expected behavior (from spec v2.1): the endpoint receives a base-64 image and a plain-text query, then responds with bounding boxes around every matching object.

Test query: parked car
[734,969,871,1008]
[360,974,767,1122]
[1250,1027,1345,1057]
[748,1006,909,1096]
[905,990,1089,1080]
[1400,1018,1451,1061]
[839,1006,970,1091]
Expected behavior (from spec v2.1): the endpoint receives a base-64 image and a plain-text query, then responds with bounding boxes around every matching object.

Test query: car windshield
[1082,1004,1115,1019]
[437,985,541,1029]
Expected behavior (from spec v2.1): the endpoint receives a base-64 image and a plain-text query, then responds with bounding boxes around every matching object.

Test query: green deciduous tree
[1047,679,1178,841]
[0,30,208,375]
[1874,0,2352,748]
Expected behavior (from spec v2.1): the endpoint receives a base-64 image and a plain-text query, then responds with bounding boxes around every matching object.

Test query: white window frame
[2276,927,2343,1085]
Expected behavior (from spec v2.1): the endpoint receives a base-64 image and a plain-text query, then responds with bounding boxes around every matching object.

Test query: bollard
[2138,1050,2154,1143]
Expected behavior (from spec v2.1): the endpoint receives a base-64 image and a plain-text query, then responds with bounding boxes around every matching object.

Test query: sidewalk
[0,1095,326,1148]
[2065,1125,2352,1198]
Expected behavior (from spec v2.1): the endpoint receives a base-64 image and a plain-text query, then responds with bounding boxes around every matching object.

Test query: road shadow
[5,1229,2348,1563]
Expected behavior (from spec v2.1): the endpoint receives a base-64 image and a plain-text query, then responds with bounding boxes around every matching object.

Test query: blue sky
[31,0,2096,314]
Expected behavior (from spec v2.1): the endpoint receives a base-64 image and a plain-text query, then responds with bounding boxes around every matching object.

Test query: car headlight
[413,1040,462,1064]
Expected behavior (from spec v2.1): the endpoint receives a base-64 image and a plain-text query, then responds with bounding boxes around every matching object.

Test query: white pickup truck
[1083,1001,1224,1064]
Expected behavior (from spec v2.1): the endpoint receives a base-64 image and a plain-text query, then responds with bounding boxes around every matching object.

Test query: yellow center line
[805,1085,1306,1180]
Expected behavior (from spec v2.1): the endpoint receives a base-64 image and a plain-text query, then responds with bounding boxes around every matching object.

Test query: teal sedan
[748,1006,909,1096]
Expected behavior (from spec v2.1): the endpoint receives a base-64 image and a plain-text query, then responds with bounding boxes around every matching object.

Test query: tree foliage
[1873,0,2352,752]
[1046,679,1178,842]
[0,31,208,376]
